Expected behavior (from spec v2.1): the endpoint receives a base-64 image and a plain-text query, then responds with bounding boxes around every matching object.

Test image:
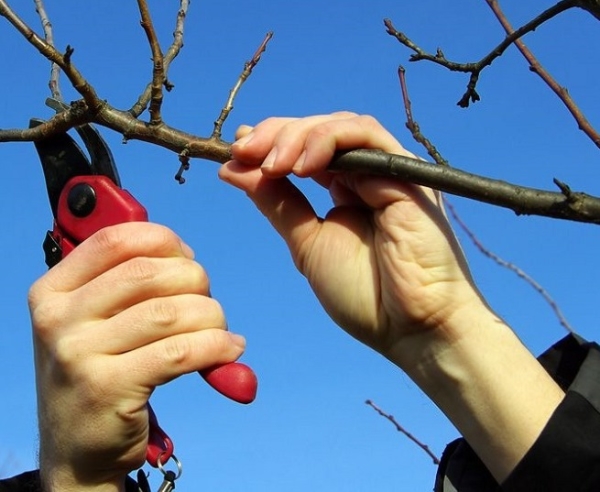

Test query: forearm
[392,299,565,483]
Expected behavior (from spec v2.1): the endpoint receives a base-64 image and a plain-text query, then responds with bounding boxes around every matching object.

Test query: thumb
[219,160,321,272]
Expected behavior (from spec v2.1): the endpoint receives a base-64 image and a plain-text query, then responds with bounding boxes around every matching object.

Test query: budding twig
[137,0,165,126]
[397,66,448,166]
[212,31,274,140]
[33,0,62,101]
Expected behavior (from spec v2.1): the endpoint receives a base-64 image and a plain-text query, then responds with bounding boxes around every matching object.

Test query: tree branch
[137,0,166,126]
[329,150,600,224]
[0,1,103,113]
[384,0,577,107]
[33,0,62,101]
[485,0,600,149]
[397,66,449,166]
[212,31,274,140]
[3,1,600,225]
[397,65,575,332]
[129,1,189,117]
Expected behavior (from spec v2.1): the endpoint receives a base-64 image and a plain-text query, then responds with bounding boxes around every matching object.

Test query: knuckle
[260,116,287,129]
[52,332,86,370]
[122,257,161,285]
[92,225,130,253]
[148,298,180,329]
[356,114,382,130]
[196,296,226,327]
[30,298,67,340]
[92,223,180,257]
[27,279,46,311]
[185,260,210,294]
[162,336,195,368]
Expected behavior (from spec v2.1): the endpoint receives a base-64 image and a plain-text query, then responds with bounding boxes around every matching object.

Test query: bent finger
[122,329,247,388]
[33,223,193,297]
[95,295,227,355]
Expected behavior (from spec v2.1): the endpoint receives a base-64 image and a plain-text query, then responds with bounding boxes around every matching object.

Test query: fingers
[30,222,194,300]
[65,294,227,355]
[65,255,209,323]
[121,328,246,388]
[230,113,413,178]
[49,301,245,389]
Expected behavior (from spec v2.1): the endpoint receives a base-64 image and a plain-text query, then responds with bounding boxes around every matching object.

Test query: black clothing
[0,470,140,492]
[436,334,600,491]
[3,335,600,491]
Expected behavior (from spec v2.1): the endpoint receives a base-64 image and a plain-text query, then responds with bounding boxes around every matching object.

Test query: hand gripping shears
[30,100,258,468]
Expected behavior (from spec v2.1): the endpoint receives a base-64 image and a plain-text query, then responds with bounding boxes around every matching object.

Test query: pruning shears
[30,99,258,469]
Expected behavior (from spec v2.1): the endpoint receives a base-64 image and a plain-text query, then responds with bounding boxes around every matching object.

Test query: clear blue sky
[1,1,599,490]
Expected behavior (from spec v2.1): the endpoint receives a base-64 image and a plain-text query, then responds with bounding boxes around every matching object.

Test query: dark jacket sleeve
[500,335,600,491]
[0,470,141,492]
[435,334,600,492]
[0,471,41,492]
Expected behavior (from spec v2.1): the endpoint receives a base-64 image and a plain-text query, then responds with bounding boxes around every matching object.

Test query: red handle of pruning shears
[52,174,258,466]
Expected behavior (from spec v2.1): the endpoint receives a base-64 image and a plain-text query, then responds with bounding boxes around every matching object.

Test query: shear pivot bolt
[67,183,97,218]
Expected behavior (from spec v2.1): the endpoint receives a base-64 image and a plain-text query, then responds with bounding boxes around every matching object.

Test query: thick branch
[329,150,600,224]
[2,96,600,224]
[385,0,577,107]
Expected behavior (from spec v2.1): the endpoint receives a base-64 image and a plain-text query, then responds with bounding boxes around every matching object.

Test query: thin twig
[175,149,190,184]
[397,66,449,166]
[397,64,575,332]
[129,1,189,117]
[485,0,600,149]
[33,0,62,101]
[444,199,575,333]
[385,0,577,107]
[365,400,440,465]
[0,0,102,112]
[212,31,274,140]
[137,0,165,126]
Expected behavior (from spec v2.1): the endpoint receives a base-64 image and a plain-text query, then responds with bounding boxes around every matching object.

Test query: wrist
[384,285,492,374]
[389,294,564,482]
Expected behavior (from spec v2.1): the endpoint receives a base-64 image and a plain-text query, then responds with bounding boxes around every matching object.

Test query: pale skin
[29,112,564,491]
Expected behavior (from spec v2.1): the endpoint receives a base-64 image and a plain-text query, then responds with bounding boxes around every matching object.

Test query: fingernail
[229,332,247,349]
[292,150,307,174]
[234,132,254,149]
[262,148,277,170]
[180,241,195,259]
